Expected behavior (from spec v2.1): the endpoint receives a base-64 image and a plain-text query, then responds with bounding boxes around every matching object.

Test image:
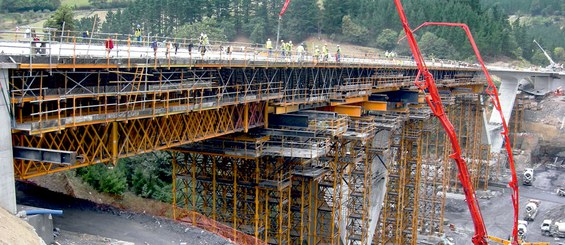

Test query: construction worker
[296,43,305,62]
[134,25,142,42]
[280,40,286,57]
[104,37,114,56]
[314,45,320,62]
[287,41,293,58]
[188,43,194,56]
[203,33,209,47]
[151,40,158,57]
[173,42,179,55]
[198,33,204,52]
[336,45,341,62]
[266,38,273,56]
[322,44,329,61]
[165,41,171,59]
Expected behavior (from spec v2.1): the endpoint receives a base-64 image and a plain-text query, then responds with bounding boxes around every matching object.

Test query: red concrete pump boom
[409,21,521,245]
[392,1,488,244]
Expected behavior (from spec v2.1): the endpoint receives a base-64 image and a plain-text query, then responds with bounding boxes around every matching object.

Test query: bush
[77,164,127,195]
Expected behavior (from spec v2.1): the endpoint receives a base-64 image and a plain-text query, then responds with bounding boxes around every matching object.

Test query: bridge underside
[4,60,498,244]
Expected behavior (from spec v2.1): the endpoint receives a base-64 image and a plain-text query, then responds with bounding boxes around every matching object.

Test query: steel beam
[13,146,77,165]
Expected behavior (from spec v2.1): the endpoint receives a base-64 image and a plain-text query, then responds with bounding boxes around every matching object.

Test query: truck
[517,220,528,241]
[523,168,534,185]
[523,199,541,221]
[541,220,552,236]
[558,187,565,197]
[553,221,565,238]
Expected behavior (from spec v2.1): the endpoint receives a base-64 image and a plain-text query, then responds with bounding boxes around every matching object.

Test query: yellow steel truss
[13,102,266,179]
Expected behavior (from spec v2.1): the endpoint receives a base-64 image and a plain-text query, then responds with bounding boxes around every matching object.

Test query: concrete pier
[0,68,16,214]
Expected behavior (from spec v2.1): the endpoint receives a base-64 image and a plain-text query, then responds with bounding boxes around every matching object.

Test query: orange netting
[175,208,266,245]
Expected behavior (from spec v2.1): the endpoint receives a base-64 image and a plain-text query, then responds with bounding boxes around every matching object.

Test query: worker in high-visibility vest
[287,41,293,58]
[296,43,305,62]
[314,45,320,62]
[266,38,273,56]
[322,44,329,61]
[134,25,142,42]
[280,40,286,57]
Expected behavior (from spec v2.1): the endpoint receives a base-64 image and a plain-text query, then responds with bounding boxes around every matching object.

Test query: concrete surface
[0,68,16,214]
[22,212,54,244]
[487,77,519,153]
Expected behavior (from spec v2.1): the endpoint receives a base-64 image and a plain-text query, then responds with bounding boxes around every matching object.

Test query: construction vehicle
[558,187,565,196]
[533,39,563,71]
[523,168,534,186]
[553,222,565,238]
[517,220,528,241]
[541,220,552,236]
[523,199,540,221]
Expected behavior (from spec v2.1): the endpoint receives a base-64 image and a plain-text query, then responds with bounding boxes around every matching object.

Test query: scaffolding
[446,94,491,192]
[171,135,293,245]
[418,116,450,236]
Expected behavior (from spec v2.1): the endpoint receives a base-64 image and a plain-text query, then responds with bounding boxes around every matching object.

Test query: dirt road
[16,182,232,245]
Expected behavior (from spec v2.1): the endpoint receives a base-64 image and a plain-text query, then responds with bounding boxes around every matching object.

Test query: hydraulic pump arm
[392,1,488,244]
[408,21,520,245]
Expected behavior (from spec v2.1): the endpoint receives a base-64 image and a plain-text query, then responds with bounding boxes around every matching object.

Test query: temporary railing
[263,135,331,159]
[0,28,479,70]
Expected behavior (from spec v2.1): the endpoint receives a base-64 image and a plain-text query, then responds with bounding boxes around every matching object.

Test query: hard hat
[289,41,292,43]
[268,38,270,40]
[315,45,318,48]
[337,45,340,47]
[137,24,140,28]
[281,40,284,42]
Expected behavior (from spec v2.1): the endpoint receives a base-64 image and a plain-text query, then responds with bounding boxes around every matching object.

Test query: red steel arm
[393,2,489,245]
[407,21,520,245]
[279,0,291,17]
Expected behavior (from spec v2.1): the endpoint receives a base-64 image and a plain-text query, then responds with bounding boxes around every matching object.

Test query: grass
[61,0,91,8]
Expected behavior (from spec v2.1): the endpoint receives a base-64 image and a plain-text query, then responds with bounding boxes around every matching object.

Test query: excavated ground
[443,95,565,244]
[16,180,232,245]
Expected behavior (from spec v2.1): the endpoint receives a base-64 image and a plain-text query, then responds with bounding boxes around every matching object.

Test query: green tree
[175,17,230,41]
[282,0,320,42]
[531,50,549,66]
[554,47,565,63]
[44,5,75,33]
[419,32,457,59]
[99,167,127,195]
[321,0,344,35]
[341,15,368,44]
[376,29,398,51]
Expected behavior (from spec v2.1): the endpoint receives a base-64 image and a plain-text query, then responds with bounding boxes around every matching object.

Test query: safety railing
[263,135,331,159]
[0,28,480,70]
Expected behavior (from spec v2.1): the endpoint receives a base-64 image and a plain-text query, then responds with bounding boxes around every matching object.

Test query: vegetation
[76,152,173,202]
[0,0,60,12]
[43,5,75,32]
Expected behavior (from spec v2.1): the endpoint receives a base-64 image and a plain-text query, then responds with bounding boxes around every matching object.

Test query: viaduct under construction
[0,33,526,244]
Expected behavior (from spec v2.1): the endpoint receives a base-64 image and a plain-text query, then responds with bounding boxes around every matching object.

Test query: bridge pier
[0,68,16,214]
